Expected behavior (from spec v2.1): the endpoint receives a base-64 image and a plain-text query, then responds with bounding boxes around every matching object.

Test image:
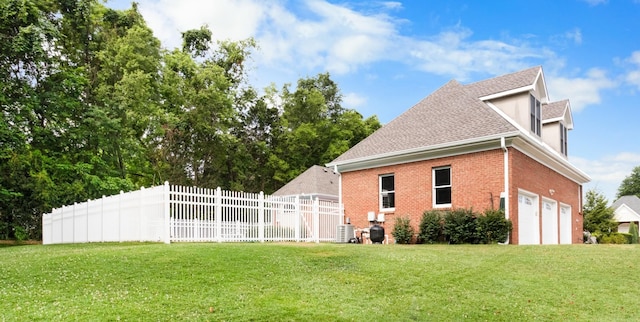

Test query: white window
[530,94,541,136]
[560,123,568,156]
[433,167,451,207]
[379,174,395,211]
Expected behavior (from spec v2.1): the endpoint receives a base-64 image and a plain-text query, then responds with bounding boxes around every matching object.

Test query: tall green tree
[270,73,381,187]
[617,166,640,199]
[158,28,256,190]
[583,189,618,234]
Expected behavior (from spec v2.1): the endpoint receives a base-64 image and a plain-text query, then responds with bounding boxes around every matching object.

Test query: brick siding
[341,147,583,244]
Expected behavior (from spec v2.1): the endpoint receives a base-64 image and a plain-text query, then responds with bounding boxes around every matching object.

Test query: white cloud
[138,0,266,50]
[546,68,616,111]
[624,51,640,90]
[342,92,367,109]
[407,27,544,81]
[565,28,582,45]
[571,153,639,203]
[581,0,608,6]
[133,0,555,82]
[380,2,403,10]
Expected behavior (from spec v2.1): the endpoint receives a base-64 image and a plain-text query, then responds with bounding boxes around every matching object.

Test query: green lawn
[1,242,639,321]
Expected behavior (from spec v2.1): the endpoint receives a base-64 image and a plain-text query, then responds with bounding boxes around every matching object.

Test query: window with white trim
[560,123,568,156]
[433,167,451,207]
[530,94,541,136]
[379,174,395,211]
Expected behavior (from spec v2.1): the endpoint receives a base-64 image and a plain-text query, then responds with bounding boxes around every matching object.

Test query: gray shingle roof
[612,195,640,213]
[272,165,339,197]
[464,66,541,98]
[331,80,518,163]
[543,100,568,121]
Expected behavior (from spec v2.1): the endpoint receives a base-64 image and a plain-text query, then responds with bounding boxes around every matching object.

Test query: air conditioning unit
[336,224,355,243]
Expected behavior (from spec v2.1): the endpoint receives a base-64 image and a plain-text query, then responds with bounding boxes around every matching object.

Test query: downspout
[333,165,344,224]
[500,137,510,245]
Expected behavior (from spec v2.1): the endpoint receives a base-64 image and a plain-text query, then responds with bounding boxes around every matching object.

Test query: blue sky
[108,0,639,204]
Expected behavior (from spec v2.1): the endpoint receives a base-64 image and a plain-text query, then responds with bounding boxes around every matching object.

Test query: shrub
[476,210,512,244]
[630,222,639,244]
[600,233,629,244]
[443,209,478,244]
[392,216,415,244]
[13,225,28,242]
[418,210,443,244]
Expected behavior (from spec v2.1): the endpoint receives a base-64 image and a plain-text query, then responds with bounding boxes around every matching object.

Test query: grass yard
[1,243,639,321]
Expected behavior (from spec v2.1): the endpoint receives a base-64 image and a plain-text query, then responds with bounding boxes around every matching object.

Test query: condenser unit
[336,224,355,243]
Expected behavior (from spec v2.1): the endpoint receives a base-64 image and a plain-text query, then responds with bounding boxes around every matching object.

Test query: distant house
[612,195,640,233]
[272,165,340,201]
[326,66,590,245]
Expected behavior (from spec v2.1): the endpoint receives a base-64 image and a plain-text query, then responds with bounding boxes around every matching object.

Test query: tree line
[0,0,381,240]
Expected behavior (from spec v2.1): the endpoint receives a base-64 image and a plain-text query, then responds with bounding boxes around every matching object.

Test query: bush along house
[326,66,590,245]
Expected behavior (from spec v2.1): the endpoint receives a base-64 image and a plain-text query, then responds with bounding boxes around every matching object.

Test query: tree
[629,222,639,244]
[270,73,381,187]
[617,166,640,199]
[583,189,617,234]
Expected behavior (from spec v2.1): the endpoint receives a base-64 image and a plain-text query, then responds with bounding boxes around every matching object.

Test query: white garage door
[559,205,572,244]
[542,199,558,245]
[518,192,539,245]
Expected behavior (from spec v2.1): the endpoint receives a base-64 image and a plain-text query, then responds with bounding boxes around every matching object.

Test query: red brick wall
[508,149,583,244]
[341,149,505,239]
[340,147,583,244]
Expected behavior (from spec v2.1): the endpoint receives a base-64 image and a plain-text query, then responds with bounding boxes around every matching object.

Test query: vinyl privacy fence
[42,182,343,245]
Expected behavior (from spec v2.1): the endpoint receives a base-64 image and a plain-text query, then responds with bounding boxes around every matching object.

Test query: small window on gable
[530,94,541,136]
[380,174,395,211]
[433,167,451,208]
[560,123,568,156]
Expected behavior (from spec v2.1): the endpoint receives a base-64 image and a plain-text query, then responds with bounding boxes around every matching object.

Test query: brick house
[326,66,590,245]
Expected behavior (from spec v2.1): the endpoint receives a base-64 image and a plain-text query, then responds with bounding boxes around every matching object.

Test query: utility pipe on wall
[501,137,510,245]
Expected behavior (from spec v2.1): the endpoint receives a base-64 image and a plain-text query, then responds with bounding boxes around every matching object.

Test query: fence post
[295,195,300,242]
[86,199,90,243]
[62,206,66,244]
[101,195,105,242]
[163,181,171,244]
[215,187,222,242]
[258,192,265,242]
[72,202,77,244]
[313,198,320,243]
[119,191,124,242]
[139,186,144,242]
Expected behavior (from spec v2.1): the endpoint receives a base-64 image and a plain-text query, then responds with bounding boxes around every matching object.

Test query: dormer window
[560,123,568,156]
[530,94,541,136]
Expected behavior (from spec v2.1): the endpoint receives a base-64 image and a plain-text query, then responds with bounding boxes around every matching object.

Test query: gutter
[500,136,510,245]
[333,165,344,224]
[327,132,521,172]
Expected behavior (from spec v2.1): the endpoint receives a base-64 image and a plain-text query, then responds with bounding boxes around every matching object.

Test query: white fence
[42,182,343,245]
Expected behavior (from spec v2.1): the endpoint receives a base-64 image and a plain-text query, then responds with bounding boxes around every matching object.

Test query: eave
[327,130,590,185]
[511,135,591,185]
[326,132,520,173]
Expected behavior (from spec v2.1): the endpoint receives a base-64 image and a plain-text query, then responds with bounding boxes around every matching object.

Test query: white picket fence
[42,182,343,245]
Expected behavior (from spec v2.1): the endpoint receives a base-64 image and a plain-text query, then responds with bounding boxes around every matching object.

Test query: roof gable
[272,165,339,197]
[612,195,640,214]
[331,80,518,163]
[464,66,544,100]
[543,100,573,129]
